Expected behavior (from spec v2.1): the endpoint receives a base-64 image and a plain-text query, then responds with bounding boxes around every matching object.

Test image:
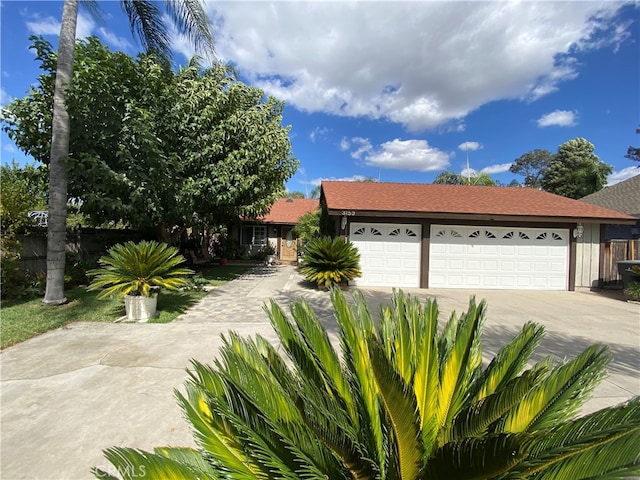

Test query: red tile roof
[321,181,636,223]
[258,198,319,224]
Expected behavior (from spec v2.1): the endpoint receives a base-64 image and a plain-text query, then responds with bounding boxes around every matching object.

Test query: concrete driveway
[1,265,638,480]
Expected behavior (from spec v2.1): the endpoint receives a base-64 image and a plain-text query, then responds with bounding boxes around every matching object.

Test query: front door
[280,227,298,261]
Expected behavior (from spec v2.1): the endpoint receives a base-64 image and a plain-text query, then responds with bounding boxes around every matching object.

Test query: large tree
[540,138,612,199]
[433,171,496,186]
[3,36,297,245]
[509,149,554,188]
[36,0,214,305]
[0,162,49,234]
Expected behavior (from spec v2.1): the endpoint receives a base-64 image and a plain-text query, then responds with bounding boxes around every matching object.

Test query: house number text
[341,210,356,216]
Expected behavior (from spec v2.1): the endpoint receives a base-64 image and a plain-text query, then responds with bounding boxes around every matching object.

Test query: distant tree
[293,208,320,249]
[0,162,48,234]
[309,185,321,199]
[433,171,496,186]
[510,149,554,188]
[541,138,612,199]
[626,126,640,162]
[285,191,306,199]
[507,179,522,187]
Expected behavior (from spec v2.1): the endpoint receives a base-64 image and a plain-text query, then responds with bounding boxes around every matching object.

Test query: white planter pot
[125,294,158,321]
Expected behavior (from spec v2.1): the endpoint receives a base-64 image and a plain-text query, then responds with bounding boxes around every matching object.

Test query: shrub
[624,281,640,301]
[293,207,321,249]
[94,289,640,479]
[252,243,276,261]
[87,240,193,298]
[299,236,361,287]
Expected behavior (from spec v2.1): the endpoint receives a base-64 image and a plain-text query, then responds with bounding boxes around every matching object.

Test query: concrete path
[1,265,638,480]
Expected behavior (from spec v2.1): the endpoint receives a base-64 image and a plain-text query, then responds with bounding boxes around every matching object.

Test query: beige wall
[575,223,600,289]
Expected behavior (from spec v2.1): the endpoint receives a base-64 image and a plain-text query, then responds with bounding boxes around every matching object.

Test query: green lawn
[0,264,254,350]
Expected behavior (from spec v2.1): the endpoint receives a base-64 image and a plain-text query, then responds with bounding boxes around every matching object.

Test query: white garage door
[350,223,421,287]
[429,225,569,290]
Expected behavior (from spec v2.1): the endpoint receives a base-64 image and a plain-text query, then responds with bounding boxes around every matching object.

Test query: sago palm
[87,240,193,298]
[94,289,640,479]
[300,236,362,287]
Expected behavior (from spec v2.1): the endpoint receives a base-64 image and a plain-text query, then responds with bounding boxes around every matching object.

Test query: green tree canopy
[0,161,48,234]
[540,138,612,199]
[433,171,496,186]
[2,36,298,236]
[510,149,553,188]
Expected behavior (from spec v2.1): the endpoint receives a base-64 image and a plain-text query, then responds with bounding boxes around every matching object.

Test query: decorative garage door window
[429,225,569,291]
[353,225,419,239]
[435,228,564,243]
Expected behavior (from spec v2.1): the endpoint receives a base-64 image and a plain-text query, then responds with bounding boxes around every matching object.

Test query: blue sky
[1,1,639,195]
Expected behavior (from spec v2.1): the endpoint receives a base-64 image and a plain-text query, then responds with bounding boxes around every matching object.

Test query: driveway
[1,265,638,480]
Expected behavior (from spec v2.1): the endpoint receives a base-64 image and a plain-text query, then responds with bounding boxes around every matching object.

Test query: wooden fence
[601,239,640,287]
[12,229,144,274]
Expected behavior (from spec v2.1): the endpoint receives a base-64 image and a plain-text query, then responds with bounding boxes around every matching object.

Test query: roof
[579,174,640,218]
[321,181,636,223]
[257,198,318,224]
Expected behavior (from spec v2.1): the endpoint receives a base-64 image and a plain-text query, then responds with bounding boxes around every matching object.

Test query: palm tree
[94,289,640,479]
[43,0,214,305]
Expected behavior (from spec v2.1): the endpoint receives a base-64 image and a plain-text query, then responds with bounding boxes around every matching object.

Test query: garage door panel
[351,223,421,287]
[430,225,568,290]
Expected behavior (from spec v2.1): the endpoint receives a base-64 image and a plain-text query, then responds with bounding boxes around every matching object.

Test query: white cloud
[204,2,628,130]
[339,137,350,151]
[607,167,640,186]
[350,137,373,160]
[309,174,371,186]
[3,142,18,153]
[97,27,132,50]
[363,139,450,172]
[0,87,12,107]
[25,12,95,39]
[481,163,513,175]
[309,126,329,143]
[26,16,60,36]
[537,109,578,127]
[458,141,482,152]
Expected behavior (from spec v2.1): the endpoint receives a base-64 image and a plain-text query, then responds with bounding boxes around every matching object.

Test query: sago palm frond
[96,289,640,480]
[87,240,193,298]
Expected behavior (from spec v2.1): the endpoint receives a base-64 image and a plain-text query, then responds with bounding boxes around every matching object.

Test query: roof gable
[321,181,636,223]
[579,174,640,217]
[256,198,318,224]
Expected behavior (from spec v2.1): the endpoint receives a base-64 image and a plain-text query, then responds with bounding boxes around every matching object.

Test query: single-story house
[320,181,636,290]
[579,173,640,240]
[237,197,318,261]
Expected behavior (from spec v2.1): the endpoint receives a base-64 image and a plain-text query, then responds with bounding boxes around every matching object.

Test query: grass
[0,264,254,349]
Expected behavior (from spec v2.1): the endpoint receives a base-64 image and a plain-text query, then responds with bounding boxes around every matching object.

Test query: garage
[429,225,569,290]
[349,222,421,287]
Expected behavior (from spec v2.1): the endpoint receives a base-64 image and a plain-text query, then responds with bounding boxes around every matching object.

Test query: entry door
[280,227,298,261]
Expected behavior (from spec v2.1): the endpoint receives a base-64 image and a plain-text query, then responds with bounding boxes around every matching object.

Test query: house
[579,174,640,240]
[238,197,318,261]
[320,181,636,290]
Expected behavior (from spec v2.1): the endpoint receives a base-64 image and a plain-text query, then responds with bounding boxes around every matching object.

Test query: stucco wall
[575,223,600,289]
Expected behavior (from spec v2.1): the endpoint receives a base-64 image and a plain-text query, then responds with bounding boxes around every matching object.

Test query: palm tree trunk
[43,0,78,305]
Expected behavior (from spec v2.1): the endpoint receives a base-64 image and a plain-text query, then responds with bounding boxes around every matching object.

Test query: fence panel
[602,239,640,287]
[12,230,144,274]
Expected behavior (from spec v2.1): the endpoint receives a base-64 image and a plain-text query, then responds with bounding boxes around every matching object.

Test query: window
[241,225,267,245]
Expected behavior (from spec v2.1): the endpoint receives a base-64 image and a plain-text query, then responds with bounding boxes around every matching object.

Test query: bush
[87,240,193,298]
[252,243,276,261]
[624,281,640,301]
[299,236,361,287]
[94,289,640,479]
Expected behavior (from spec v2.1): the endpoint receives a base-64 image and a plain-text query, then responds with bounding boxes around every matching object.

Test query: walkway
[1,265,638,479]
